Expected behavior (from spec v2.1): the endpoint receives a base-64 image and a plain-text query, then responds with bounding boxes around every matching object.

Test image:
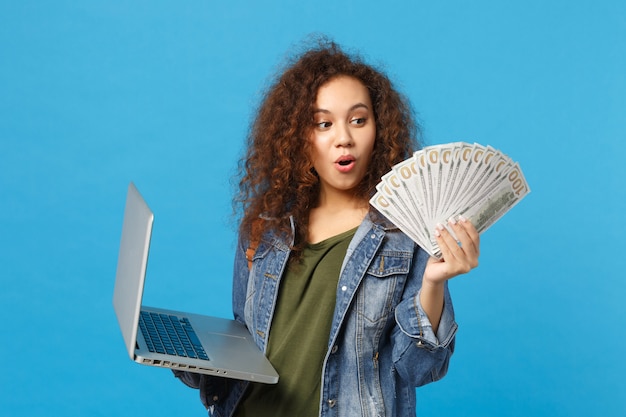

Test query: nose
[335,122,354,147]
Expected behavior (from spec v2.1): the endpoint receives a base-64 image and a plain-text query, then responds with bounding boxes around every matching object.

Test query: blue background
[1,1,625,416]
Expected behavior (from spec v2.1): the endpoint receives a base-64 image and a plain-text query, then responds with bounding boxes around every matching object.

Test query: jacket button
[328,399,337,408]
[331,345,338,354]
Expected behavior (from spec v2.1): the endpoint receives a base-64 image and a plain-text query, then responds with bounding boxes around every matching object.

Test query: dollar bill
[370,142,530,258]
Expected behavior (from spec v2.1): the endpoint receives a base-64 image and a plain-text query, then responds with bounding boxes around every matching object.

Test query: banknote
[370,142,530,258]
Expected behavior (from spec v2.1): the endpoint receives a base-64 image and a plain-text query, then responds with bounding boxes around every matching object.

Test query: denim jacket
[174,212,458,417]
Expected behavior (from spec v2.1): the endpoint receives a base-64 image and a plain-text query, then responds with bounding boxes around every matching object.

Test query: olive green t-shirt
[235,227,356,417]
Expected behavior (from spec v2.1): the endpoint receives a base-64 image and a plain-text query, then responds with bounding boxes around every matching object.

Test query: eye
[350,117,367,126]
[315,121,332,129]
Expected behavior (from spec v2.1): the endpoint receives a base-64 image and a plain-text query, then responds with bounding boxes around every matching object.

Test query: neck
[308,189,370,244]
[315,187,369,212]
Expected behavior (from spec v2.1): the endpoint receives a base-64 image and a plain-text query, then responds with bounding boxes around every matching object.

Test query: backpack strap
[245,245,257,270]
[245,219,263,270]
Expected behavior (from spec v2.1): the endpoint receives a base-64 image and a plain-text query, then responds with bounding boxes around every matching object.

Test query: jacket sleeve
[232,234,250,324]
[172,370,245,411]
[392,246,458,386]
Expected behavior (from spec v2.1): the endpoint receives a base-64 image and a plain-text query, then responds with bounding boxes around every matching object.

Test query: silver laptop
[113,182,278,384]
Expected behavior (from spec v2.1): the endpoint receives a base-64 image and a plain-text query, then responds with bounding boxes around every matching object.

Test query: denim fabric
[175,212,457,417]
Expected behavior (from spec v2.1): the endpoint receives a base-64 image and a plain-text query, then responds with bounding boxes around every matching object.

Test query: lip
[335,155,356,173]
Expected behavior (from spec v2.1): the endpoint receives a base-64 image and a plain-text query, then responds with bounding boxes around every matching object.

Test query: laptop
[113,182,278,384]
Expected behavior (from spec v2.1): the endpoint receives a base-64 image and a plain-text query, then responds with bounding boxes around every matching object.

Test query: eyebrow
[313,103,370,114]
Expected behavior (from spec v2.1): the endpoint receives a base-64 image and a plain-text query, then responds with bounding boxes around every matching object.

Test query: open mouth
[335,156,356,172]
[336,156,355,165]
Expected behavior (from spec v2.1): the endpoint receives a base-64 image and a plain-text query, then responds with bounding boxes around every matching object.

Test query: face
[309,76,376,200]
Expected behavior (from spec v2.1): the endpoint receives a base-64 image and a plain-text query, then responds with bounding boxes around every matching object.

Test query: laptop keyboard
[139,311,209,360]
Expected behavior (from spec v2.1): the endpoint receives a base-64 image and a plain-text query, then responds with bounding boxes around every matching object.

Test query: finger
[434,223,464,261]
[432,224,475,278]
[446,216,479,267]
[447,217,477,254]
[456,215,480,258]
[458,215,479,242]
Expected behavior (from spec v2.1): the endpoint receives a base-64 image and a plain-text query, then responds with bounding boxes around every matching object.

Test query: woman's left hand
[423,216,480,285]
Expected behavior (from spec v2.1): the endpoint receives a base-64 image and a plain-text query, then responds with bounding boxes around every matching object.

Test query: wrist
[421,274,446,289]
[420,278,445,299]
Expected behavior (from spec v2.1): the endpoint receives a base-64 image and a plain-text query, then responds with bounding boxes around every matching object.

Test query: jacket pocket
[359,251,411,324]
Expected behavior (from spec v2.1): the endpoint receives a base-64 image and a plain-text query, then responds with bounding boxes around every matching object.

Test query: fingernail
[434,228,441,237]
[458,214,467,222]
[448,216,457,225]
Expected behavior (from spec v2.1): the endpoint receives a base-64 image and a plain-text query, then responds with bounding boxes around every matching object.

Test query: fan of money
[370,142,530,258]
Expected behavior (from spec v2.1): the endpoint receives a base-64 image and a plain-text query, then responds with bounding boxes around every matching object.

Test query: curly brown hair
[235,37,421,255]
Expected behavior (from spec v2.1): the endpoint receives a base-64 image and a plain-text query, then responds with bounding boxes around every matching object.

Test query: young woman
[175,38,480,417]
